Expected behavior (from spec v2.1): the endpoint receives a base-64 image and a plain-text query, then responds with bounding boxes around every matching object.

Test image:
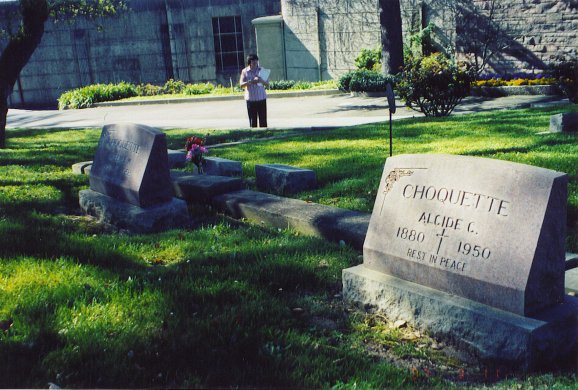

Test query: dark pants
[246,99,267,128]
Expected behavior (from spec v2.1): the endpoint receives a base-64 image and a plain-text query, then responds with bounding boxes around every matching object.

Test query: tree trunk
[0,0,49,148]
[379,0,404,75]
[0,92,7,149]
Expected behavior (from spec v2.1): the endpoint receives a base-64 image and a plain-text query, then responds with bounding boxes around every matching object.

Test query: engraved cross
[436,228,449,255]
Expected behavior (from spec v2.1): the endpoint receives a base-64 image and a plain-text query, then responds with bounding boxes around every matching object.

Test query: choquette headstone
[363,154,567,316]
[344,154,576,370]
[89,123,173,207]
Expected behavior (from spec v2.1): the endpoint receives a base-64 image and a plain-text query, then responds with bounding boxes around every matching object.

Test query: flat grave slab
[72,161,93,175]
[204,157,243,177]
[167,149,187,168]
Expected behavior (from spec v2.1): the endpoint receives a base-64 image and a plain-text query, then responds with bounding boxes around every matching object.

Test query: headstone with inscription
[80,123,189,233]
[89,123,173,207]
[343,154,577,370]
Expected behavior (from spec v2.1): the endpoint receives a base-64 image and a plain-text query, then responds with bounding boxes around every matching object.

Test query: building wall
[2,0,280,108]
[280,0,381,81]
[2,0,576,108]
[280,0,577,80]
[456,0,578,74]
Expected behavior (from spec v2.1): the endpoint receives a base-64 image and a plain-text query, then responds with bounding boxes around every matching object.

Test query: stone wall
[2,0,280,108]
[280,0,577,80]
[400,0,577,75]
[457,0,578,74]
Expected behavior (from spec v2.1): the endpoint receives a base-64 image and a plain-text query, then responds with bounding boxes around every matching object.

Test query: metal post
[389,111,393,157]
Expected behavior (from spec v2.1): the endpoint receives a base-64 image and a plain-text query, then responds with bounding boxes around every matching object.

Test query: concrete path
[6,91,568,130]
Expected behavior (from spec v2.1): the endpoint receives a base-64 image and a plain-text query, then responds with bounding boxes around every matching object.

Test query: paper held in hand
[259,68,271,82]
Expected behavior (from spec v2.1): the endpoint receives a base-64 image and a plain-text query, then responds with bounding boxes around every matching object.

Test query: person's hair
[247,54,259,65]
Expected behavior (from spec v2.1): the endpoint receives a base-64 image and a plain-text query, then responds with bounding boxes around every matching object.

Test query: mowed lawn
[0,103,577,388]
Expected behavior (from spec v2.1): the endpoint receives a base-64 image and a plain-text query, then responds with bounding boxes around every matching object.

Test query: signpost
[385,83,396,157]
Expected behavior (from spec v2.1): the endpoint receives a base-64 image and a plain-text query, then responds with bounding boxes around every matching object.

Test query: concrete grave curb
[212,189,370,249]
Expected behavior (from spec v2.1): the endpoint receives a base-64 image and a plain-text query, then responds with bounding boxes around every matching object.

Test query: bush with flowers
[185,136,209,173]
[473,73,556,88]
[396,52,475,117]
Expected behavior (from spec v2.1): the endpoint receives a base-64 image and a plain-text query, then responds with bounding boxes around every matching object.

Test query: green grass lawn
[0,104,577,388]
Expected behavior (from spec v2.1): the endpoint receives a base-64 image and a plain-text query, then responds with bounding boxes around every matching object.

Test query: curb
[92,89,344,108]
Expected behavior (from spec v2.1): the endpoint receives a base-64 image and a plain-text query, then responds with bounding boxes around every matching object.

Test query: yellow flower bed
[473,77,556,87]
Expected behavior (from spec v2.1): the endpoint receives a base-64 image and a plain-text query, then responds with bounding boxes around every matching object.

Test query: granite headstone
[550,112,578,133]
[89,123,173,207]
[363,154,567,316]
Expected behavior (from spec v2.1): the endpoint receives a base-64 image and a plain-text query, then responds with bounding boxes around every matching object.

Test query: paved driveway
[6,92,565,130]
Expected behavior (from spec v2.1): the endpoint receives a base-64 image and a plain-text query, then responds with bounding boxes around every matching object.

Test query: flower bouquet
[185,136,209,173]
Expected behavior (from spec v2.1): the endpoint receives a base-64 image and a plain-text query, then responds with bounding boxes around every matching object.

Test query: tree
[0,0,126,149]
[454,0,519,75]
[378,0,404,75]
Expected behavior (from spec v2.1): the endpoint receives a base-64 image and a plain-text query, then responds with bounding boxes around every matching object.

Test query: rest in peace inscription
[383,169,510,274]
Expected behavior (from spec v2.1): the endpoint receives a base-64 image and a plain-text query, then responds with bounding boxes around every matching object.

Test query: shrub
[337,71,355,92]
[183,82,215,95]
[403,22,435,63]
[58,82,138,110]
[397,52,474,117]
[269,80,296,90]
[136,83,164,96]
[354,48,382,71]
[550,58,578,103]
[291,81,314,90]
[348,69,396,93]
[162,79,186,94]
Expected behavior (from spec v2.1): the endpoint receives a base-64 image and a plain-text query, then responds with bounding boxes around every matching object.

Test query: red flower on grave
[185,136,208,174]
[185,136,204,149]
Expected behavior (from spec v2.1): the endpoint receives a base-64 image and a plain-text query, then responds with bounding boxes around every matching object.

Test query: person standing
[239,54,269,127]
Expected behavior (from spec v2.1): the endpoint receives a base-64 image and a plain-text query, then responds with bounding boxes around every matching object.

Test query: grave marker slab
[89,123,173,207]
[550,112,578,133]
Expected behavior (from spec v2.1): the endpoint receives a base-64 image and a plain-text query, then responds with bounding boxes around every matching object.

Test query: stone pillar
[252,15,287,81]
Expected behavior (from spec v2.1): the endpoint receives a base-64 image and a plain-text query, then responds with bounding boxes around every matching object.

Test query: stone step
[211,189,370,250]
[170,171,243,203]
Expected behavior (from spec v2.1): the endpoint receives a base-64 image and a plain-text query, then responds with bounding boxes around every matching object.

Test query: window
[212,16,244,73]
